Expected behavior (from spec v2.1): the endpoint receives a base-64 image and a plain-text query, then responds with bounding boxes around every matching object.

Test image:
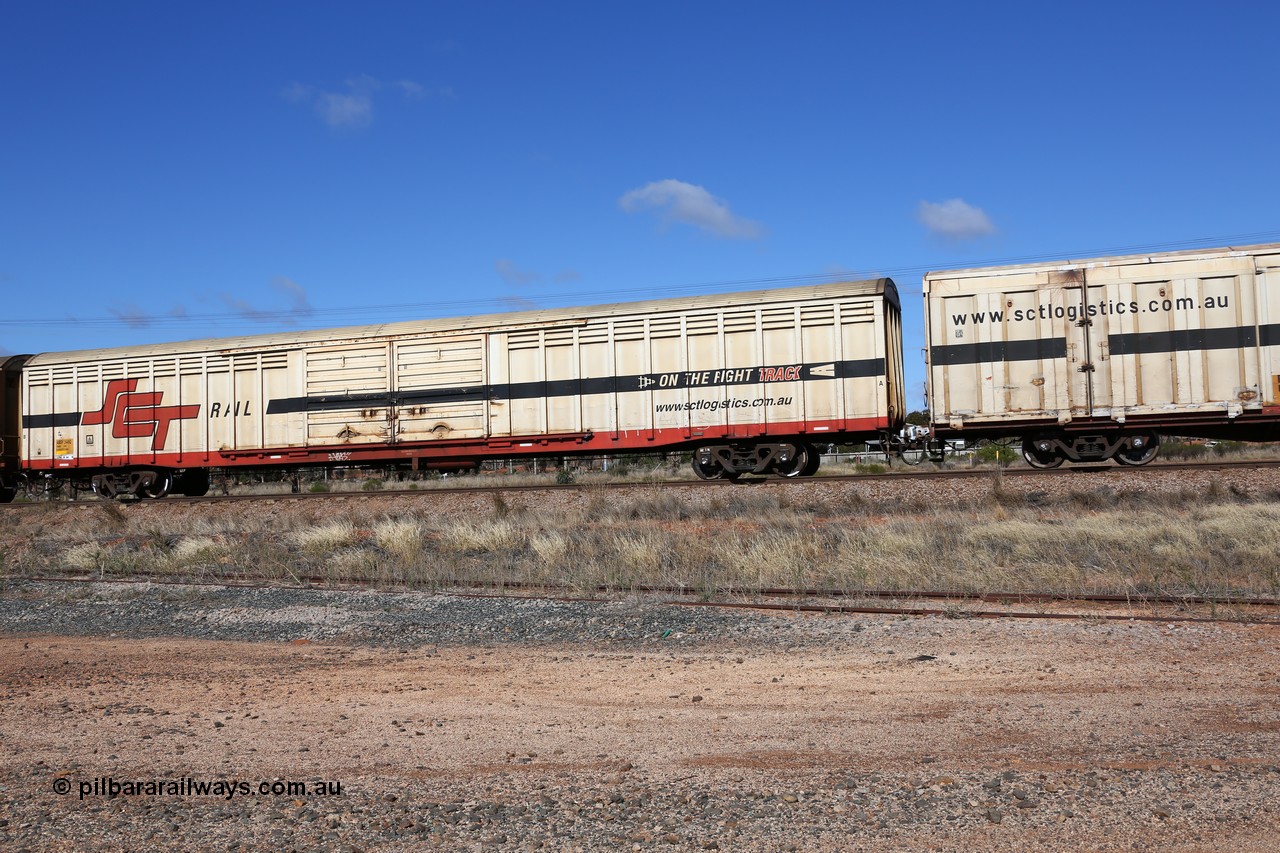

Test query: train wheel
[1021,437,1063,469]
[1115,433,1160,466]
[800,443,822,476]
[692,456,729,481]
[776,444,812,478]
[898,446,930,465]
[139,473,173,499]
[0,484,15,504]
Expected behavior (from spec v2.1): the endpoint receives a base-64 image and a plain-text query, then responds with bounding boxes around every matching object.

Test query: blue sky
[3,1,1278,407]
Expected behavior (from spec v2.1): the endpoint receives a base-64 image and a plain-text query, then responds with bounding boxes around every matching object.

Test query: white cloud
[284,75,439,130]
[317,92,373,128]
[619,179,763,240]
[917,198,996,240]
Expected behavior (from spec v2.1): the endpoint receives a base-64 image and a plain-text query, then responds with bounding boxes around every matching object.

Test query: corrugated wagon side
[924,243,1280,466]
[13,278,904,498]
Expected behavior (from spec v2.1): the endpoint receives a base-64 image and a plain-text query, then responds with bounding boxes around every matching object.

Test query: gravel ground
[1,580,1279,851]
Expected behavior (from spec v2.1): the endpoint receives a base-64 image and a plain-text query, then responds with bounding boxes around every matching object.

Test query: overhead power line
[2,229,1278,332]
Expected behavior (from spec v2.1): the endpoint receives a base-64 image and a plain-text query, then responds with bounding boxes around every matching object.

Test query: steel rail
[12,570,1279,608]
[8,572,1279,625]
[663,599,1276,625]
[4,456,1279,508]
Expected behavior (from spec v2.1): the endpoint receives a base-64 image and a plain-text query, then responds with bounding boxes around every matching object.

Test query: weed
[97,502,128,528]
[166,537,224,569]
[436,519,522,553]
[373,518,424,564]
[62,542,108,572]
[288,521,359,554]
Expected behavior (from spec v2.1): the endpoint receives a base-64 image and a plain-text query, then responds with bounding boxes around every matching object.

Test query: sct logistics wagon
[924,243,1280,467]
[0,279,905,500]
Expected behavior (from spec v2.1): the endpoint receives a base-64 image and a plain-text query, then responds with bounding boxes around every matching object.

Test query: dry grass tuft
[434,519,523,553]
[165,537,224,568]
[373,518,425,564]
[288,521,360,554]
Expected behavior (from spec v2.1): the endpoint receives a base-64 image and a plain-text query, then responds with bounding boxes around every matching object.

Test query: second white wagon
[924,243,1280,466]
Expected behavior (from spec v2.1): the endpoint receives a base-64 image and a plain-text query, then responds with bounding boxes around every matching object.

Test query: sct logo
[81,379,201,451]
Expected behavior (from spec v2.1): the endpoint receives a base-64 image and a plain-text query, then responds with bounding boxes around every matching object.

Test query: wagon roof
[25,278,895,366]
[923,241,1280,282]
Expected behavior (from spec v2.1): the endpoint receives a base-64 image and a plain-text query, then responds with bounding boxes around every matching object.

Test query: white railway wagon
[8,279,904,498]
[924,243,1280,467]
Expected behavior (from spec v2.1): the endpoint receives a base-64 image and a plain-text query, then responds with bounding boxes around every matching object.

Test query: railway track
[6,458,1278,626]
[4,457,1279,508]
[11,571,1280,626]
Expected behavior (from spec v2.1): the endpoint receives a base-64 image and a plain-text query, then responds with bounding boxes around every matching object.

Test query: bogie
[694,441,821,481]
[1020,432,1161,468]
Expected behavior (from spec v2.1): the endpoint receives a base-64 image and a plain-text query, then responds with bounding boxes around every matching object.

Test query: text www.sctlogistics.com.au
[655,395,793,413]
[952,294,1230,328]
[54,776,344,801]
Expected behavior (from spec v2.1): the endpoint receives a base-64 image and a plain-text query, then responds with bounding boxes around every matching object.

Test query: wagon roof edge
[24,278,896,366]
[922,241,1280,284]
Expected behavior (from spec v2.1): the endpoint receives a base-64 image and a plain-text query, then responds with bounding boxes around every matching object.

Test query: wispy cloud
[619,179,764,240]
[917,198,996,240]
[270,276,313,315]
[107,302,190,329]
[110,303,154,329]
[283,75,449,130]
[220,277,314,324]
[495,259,541,286]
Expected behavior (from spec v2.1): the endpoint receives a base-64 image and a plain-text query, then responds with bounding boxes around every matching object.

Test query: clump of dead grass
[373,518,425,564]
[288,521,360,554]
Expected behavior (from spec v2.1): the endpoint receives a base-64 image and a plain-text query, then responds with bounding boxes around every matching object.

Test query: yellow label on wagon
[54,437,75,457]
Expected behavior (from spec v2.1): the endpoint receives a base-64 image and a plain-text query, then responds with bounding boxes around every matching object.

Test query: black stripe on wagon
[21,412,81,429]
[267,388,487,415]
[1107,325,1257,356]
[1256,323,1280,347]
[265,358,885,416]
[933,323,1280,367]
[930,338,1067,366]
